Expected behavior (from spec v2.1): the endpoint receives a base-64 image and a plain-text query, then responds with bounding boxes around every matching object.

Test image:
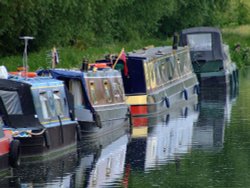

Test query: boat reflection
[0,126,130,188]
[74,127,130,188]
[126,99,199,172]
[192,87,238,151]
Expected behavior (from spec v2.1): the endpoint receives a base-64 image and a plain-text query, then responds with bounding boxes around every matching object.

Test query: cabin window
[39,92,52,119]
[166,57,174,80]
[187,33,212,51]
[103,79,112,103]
[69,79,84,106]
[112,81,124,102]
[0,90,23,115]
[160,62,168,83]
[89,80,97,104]
[53,91,64,116]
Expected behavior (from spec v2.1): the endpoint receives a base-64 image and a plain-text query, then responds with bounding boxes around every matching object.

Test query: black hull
[79,118,130,140]
[16,123,77,161]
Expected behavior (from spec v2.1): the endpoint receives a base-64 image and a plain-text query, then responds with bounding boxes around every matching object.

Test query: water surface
[1,68,249,188]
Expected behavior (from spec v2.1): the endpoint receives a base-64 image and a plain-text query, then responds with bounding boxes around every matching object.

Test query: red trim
[130,105,148,116]
[0,130,12,156]
[132,117,148,127]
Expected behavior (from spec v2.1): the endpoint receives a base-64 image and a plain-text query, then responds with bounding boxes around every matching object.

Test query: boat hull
[78,104,130,139]
[79,118,129,140]
[15,122,77,161]
[129,75,198,117]
[198,69,238,88]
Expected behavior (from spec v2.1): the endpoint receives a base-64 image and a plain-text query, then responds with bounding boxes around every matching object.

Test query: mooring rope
[12,128,47,136]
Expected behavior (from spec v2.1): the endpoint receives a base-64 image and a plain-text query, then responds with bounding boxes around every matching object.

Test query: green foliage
[0,0,235,56]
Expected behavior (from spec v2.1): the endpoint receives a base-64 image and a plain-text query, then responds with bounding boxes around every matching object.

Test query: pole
[19,36,34,79]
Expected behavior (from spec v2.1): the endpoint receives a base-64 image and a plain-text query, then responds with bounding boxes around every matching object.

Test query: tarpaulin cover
[0,79,43,129]
[179,27,225,62]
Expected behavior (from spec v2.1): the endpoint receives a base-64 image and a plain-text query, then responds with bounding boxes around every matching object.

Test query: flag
[113,48,129,77]
[52,47,59,68]
[119,49,128,76]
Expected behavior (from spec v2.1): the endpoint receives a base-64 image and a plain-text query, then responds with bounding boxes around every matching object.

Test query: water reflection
[0,81,240,188]
[192,87,237,151]
[126,100,199,172]
[76,128,129,188]
[0,126,130,188]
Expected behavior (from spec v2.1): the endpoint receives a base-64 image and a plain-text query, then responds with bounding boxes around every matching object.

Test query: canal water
[0,68,249,188]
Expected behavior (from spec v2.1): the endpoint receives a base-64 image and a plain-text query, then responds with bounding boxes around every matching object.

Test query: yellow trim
[132,126,148,138]
[41,117,70,124]
[126,95,147,105]
[31,84,64,89]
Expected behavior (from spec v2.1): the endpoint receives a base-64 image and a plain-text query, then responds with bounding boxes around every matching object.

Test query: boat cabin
[179,27,233,73]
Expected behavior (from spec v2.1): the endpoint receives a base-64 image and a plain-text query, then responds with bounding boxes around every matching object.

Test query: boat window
[112,81,124,102]
[178,50,192,75]
[53,91,64,116]
[160,62,168,83]
[166,57,175,80]
[103,79,112,103]
[69,79,84,106]
[187,33,212,51]
[89,80,98,104]
[0,90,23,115]
[39,92,52,119]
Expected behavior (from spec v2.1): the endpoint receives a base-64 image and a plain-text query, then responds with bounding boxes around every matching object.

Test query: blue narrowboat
[0,74,78,161]
[39,67,130,139]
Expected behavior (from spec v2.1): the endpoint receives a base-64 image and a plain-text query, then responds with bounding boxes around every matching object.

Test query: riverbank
[0,38,169,72]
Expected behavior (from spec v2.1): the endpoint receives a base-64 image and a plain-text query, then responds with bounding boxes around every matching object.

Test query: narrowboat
[100,46,199,117]
[38,67,130,139]
[0,75,78,161]
[179,27,239,88]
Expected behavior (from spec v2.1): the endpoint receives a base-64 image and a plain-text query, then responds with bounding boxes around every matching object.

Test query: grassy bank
[1,25,250,71]
[223,25,250,68]
[0,38,169,72]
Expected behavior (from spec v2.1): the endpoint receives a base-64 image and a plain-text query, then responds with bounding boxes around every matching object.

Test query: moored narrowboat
[0,75,78,161]
[104,46,199,117]
[179,27,238,88]
[39,67,130,139]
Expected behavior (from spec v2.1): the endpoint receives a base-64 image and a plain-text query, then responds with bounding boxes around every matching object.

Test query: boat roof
[180,26,221,35]
[127,46,186,61]
[9,76,64,88]
[43,68,121,79]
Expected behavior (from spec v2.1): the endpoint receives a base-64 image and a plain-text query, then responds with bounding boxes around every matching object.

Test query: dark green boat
[179,27,238,88]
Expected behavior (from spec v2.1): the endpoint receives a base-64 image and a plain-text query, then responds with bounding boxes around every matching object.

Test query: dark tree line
[0,0,249,55]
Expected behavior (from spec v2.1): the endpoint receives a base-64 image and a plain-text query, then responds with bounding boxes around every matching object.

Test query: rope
[13,128,47,137]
